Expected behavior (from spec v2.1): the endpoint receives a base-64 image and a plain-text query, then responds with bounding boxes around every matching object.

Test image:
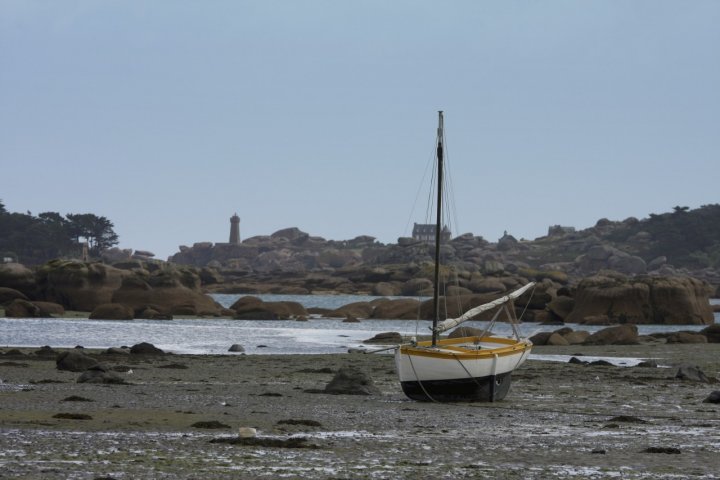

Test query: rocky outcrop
[0,263,36,296]
[583,325,639,345]
[323,367,380,395]
[111,267,222,316]
[77,365,127,384]
[701,324,720,343]
[566,274,713,325]
[36,260,129,311]
[130,342,164,355]
[89,303,134,320]
[32,301,65,317]
[56,351,99,372]
[4,298,41,317]
[363,331,402,344]
[0,287,28,305]
[229,296,308,320]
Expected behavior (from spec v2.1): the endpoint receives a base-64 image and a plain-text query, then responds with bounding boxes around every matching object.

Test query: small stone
[703,391,720,403]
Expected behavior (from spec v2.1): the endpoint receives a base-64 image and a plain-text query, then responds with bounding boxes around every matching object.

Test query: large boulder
[0,287,28,305]
[0,263,36,296]
[89,303,134,320]
[130,342,164,355]
[701,324,720,343]
[363,331,402,344]
[566,274,713,325]
[230,296,308,320]
[56,351,99,372]
[547,296,575,321]
[325,302,374,319]
[112,268,222,316]
[583,325,639,345]
[4,299,41,317]
[371,298,421,320]
[36,260,129,311]
[324,367,380,395]
[33,301,65,316]
[647,276,714,324]
[77,364,126,384]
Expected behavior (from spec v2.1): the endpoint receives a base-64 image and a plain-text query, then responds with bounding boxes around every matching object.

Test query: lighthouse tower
[229,214,241,244]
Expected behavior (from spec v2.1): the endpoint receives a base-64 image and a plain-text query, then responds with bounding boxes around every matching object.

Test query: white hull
[394,336,532,402]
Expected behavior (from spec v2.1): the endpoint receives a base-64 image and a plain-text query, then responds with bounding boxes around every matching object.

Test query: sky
[1,1,718,260]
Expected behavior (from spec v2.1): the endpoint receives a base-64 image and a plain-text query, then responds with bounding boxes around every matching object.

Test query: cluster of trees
[0,200,119,265]
[609,204,720,269]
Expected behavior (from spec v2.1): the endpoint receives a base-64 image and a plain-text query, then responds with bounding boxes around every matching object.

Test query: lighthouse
[229,214,241,244]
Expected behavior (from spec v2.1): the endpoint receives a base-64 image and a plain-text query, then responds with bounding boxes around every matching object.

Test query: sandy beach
[1,343,720,479]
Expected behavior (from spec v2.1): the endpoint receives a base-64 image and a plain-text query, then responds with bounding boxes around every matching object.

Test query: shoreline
[2,343,720,478]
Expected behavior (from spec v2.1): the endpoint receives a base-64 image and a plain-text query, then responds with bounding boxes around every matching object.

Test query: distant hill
[166,205,720,292]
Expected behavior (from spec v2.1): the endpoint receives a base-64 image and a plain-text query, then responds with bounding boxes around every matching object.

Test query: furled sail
[433,282,536,334]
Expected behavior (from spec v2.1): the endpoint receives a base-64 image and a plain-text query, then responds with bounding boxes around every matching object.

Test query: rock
[0,287,28,305]
[529,332,553,346]
[371,298,421,320]
[111,267,222,316]
[31,301,65,317]
[4,299,41,317]
[675,365,710,383]
[77,365,126,384]
[324,367,380,395]
[607,254,647,275]
[647,256,667,271]
[34,345,57,357]
[191,420,231,429]
[637,360,658,368]
[566,275,713,325]
[228,344,245,353]
[700,324,720,343]
[363,332,402,344]
[582,315,612,325]
[563,330,590,344]
[89,303,134,320]
[36,260,129,311]
[583,325,639,345]
[231,296,308,320]
[0,263,36,296]
[642,447,681,454]
[137,308,173,320]
[666,332,707,344]
[326,302,374,319]
[56,351,99,372]
[703,391,720,403]
[546,333,570,346]
[547,296,575,321]
[130,342,165,355]
[102,347,129,355]
[342,315,360,323]
[372,282,401,296]
[469,278,506,294]
[401,278,433,296]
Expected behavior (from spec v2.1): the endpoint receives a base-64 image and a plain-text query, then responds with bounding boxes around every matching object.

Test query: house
[412,223,451,244]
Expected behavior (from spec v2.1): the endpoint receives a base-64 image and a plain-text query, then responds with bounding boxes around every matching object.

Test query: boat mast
[432,111,444,346]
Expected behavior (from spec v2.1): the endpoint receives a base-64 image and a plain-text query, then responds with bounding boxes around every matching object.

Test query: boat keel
[400,372,512,402]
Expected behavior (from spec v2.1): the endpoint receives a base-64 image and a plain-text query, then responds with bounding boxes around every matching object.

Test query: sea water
[0,294,716,355]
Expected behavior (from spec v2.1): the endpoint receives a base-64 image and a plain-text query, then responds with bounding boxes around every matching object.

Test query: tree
[66,213,119,255]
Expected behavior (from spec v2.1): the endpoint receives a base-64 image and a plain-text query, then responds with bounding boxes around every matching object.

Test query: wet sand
[1,343,720,479]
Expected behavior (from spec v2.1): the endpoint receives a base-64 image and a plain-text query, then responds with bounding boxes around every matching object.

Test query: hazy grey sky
[2,1,718,259]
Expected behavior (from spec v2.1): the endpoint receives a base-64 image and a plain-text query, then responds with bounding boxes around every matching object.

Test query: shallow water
[0,294,715,355]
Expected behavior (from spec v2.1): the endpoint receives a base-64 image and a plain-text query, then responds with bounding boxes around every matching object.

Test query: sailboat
[394,111,535,402]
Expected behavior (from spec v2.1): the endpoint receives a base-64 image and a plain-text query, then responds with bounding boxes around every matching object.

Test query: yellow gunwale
[398,336,532,360]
